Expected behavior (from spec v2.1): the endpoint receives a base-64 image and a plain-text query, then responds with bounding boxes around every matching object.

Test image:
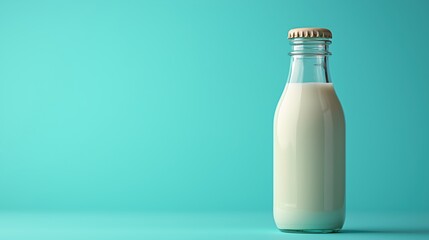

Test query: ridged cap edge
[288,28,332,39]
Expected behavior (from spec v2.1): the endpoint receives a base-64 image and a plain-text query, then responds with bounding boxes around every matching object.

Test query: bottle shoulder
[274,83,344,122]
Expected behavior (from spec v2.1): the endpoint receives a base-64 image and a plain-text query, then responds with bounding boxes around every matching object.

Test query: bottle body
[273,32,345,232]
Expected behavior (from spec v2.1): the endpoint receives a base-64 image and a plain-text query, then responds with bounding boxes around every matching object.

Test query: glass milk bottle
[273,28,345,233]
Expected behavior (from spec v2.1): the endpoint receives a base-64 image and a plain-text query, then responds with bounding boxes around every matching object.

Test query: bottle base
[279,228,341,234]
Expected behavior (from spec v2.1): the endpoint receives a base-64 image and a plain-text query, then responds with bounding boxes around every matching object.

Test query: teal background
[0,0,428,216]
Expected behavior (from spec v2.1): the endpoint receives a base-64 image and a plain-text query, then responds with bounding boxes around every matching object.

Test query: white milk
[273,82,345,231]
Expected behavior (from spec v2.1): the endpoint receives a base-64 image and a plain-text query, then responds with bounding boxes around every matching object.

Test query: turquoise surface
[0,212,428,239]
[0,0,428,237]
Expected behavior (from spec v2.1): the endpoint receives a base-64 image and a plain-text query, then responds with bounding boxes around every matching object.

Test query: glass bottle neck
[287,38,332,84]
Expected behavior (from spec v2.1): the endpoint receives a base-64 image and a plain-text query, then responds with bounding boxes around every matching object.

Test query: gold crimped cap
[288,28,332,39]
